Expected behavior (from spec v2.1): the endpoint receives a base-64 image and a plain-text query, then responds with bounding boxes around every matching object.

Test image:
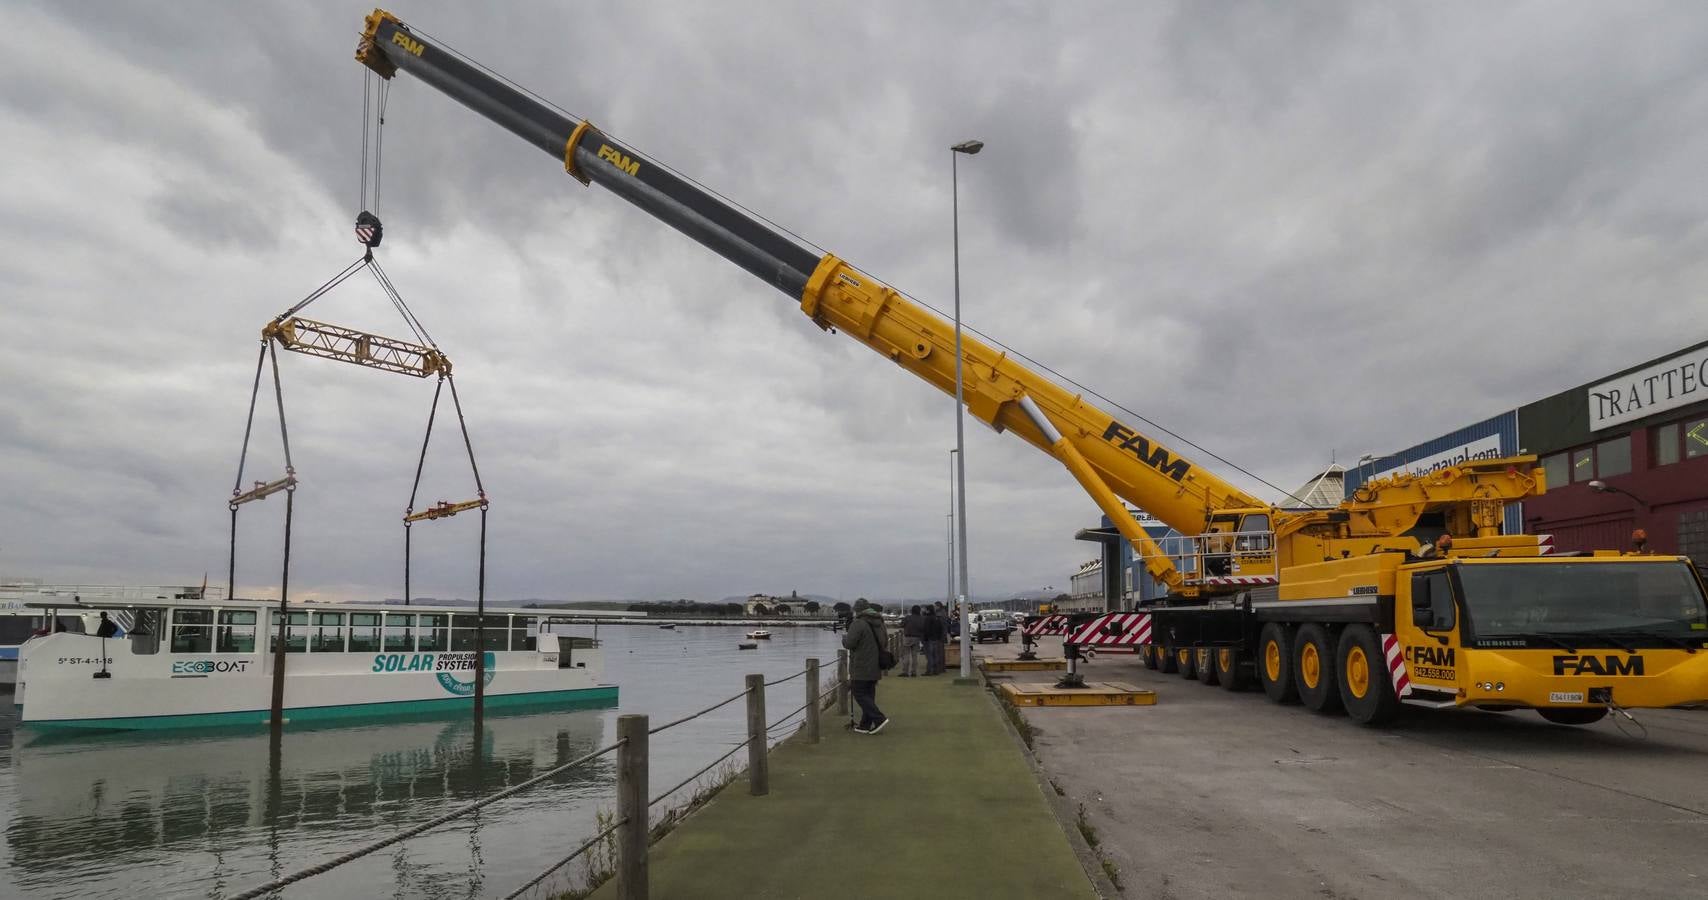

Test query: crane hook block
[355,210,384,248]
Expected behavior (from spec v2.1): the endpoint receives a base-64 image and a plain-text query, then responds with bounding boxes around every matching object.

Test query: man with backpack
[841,599,890,733]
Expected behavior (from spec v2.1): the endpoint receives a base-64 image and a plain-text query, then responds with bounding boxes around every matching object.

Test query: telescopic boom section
[355,10,1270,584]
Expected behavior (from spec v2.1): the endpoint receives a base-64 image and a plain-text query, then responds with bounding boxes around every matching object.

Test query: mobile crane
[353,10,1708,726]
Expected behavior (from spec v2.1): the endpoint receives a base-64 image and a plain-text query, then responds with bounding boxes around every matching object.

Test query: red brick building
[1519,338,1708,563]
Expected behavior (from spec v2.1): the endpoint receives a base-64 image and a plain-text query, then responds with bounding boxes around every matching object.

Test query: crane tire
[1336,624,1400,725]
[1294,624,1343,714]
[1141,644,1159,670]
[1195,648,1219,685]
[1159,643,1180,674]
[1216,647,1248,691]
[1176,646,1197,680]
[1257,623,1298,704]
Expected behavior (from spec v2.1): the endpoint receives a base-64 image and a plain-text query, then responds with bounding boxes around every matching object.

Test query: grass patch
[1101,858,1124,892]
[648,761,741,844]
[554,807,619,899]
[993,688,1039,750]
[1075,803,1100,849]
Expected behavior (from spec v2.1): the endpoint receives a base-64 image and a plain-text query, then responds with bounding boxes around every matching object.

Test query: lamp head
[951,140,984,155]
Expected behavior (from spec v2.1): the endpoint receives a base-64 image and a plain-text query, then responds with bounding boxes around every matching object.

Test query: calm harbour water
[0,624,849,899]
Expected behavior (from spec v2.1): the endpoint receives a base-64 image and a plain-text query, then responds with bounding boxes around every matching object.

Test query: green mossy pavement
[592,673,1096,899]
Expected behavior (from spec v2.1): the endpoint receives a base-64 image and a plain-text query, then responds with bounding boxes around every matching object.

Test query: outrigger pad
[355,210,384,248]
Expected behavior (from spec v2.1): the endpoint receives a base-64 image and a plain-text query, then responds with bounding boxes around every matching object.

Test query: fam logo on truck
[1404,645,1456,681]
[1553,654,1644,676]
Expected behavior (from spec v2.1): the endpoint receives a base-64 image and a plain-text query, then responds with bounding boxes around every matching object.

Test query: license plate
[1549,691,1585,703]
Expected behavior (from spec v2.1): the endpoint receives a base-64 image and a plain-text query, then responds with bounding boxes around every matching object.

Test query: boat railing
[0,584,228,602]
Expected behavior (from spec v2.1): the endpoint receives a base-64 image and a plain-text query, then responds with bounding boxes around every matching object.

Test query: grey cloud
[6,1,1708,602]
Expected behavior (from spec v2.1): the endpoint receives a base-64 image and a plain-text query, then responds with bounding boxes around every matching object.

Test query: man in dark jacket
[900,605,926,677]
[841,603,888,733]
[922,606,947,675]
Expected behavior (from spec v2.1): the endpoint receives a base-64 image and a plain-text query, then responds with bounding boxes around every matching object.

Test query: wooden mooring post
[745,673,768,796]
[617,714,649,900]
[805,657,821,744]
[836,650,849,718]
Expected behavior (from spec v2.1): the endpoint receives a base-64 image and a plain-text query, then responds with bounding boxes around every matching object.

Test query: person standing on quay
[842,600,889,733]
[900,605,925,676]
[923,605,947,675]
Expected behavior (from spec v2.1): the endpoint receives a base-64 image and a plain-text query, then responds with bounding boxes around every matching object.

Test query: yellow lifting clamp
[403,498,486,523]
[230,474,298,508]
[263,317,450,378]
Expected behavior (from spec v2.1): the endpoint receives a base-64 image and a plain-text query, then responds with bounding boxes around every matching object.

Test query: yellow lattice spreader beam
[404,499,485,523]
[262,317,449,378]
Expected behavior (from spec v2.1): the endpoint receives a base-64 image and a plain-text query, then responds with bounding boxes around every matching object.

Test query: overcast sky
[4,1,1708,604]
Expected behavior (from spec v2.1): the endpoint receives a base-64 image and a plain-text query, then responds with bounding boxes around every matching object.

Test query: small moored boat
[745,630,771,640]
[658,624,676,630]
[737,642,759,650]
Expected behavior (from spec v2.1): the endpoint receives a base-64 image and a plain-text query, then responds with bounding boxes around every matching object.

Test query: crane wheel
[1195,648,1219,685]
[1176,646,1197,680]
[1159,643,1180,674]
[1141,644,1159,670]
[1257,624,1298,704]
[1538,707,1609,726]
[1336,625,1400,725]
[1216,647,1249,691]
[1293,624,1343,715]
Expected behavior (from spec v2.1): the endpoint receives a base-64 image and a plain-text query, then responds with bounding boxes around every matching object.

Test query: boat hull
[20,684,618,731]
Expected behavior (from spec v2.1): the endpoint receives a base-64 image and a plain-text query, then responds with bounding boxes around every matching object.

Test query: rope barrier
[765,699,813,734]
[500,815,628,900]
[763,666,809,687]
[229,739,623,900]
[646,688,751,736]
[647,737,753,810]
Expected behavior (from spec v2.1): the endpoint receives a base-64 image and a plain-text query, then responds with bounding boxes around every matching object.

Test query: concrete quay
[985,638,1708,900]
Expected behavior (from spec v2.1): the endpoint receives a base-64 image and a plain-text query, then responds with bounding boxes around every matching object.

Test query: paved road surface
[996,639,1708,900]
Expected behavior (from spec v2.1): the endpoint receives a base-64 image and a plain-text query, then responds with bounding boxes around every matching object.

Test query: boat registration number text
[372,652,481,673]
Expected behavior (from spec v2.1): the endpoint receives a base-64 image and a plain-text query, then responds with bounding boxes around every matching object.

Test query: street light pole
[950,138,982,682]
[948,449,956,606]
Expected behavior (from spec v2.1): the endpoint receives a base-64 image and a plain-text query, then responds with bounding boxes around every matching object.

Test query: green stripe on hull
[22,685,619,732]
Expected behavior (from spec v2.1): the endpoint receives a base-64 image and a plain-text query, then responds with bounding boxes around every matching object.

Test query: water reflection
[5,704,611,899]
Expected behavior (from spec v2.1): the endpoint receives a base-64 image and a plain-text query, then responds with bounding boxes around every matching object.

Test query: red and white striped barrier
[1200,575,1279,587]
[1066,612,1152,647]
[1022,614,1070,637]
[1535,534,1554,556]
[1380,632,1412,698]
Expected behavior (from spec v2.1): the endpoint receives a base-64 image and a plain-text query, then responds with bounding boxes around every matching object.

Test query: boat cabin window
[384,614,415,651]
[130,609,162,654]
[511,616,538,651]
[0,616,35,645]
[484,615,508,651]
[269,610,309,652]
[217,610,257,653]
[451,614,511,651]
[349,613,382,652]
[171,609,214,653]
[310,612,346,652]
[417,614,449,651]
